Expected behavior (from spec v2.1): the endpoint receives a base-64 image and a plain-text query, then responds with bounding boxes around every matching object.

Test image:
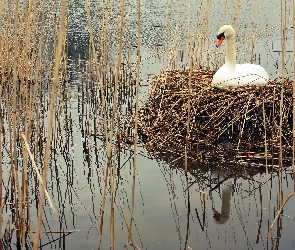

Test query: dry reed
[266,191,295,238]
[33,1,68,249]
[0,0,69,248]
[292,0,295,180]
[128,0,141,247]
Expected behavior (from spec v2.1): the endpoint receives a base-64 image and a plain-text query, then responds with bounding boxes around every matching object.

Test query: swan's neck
[225,36,236,66]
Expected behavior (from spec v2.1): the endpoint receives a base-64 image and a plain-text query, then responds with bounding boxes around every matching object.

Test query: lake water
[2,0,295,249]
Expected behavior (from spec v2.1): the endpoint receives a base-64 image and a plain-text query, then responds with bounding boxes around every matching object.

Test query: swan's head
[216,25,235,47]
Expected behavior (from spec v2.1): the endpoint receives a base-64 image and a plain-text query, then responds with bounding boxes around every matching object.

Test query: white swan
[212,25,269,88]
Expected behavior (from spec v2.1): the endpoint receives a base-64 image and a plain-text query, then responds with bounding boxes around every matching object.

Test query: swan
[212,25,269,88]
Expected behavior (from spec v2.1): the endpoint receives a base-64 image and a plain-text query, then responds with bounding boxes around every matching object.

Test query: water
[2,0,295,249]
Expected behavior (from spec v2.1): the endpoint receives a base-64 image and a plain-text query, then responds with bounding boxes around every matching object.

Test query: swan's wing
[212,63,269,87]
[212,64,235,86]
[233,64,269,86]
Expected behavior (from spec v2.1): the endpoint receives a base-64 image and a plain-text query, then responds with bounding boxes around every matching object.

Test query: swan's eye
[217,32,225,40]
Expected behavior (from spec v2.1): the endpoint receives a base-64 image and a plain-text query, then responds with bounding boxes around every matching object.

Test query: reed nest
[136,70,294,163]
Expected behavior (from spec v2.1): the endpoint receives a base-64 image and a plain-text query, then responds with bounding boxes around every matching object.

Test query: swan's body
[212,25,269,88]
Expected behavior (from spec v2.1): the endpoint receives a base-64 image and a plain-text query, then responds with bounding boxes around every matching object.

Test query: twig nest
[137,70,293,158]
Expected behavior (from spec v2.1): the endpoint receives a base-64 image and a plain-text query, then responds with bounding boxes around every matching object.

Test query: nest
[137,70,294,164]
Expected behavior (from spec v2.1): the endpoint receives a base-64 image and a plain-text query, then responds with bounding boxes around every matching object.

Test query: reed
[293,0,295,180]
[0,0,69,248]
[84,0,137,248]
[0,53,2,249]
[266,191,295,238]
[33,0,68,248]
[128,0,141,247]
[84,2,110,248]
[265,0,295,241]
[277,0,287,224]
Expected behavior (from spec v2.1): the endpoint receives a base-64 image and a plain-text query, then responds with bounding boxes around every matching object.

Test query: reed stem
[33,0,68,248]
[292,0,295,181]
[128,0,141,246]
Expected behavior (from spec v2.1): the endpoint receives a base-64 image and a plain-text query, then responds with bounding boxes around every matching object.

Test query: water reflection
[211,174,233,225]
[142,147,295,250]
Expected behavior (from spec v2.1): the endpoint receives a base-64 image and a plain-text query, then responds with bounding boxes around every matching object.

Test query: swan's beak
[216,35,225,48]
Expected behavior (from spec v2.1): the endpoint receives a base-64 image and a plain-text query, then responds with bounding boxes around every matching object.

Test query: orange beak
[216,35,225,48]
